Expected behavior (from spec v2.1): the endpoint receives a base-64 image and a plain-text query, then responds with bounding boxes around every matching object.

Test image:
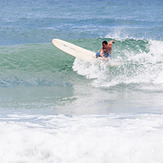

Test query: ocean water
[0,0,163,162]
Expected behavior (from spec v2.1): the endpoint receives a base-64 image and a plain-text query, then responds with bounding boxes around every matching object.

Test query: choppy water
[0,0,163,162]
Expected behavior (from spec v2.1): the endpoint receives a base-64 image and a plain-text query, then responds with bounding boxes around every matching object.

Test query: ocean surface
[0,0,163,162]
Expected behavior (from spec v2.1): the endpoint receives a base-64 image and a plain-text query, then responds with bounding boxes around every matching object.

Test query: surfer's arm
[100,48,105,60]
[108,40,115,44]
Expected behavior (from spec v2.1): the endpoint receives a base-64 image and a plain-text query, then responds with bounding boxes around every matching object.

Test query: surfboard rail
[52,39,95,63]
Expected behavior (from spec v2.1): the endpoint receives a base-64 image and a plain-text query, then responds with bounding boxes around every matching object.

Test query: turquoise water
[0,0,163,162]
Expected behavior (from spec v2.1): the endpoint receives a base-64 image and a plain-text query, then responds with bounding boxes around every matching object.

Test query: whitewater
[0,0,163,162]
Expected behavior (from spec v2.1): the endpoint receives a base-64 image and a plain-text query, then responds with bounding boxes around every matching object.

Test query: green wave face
[0,38,162,89]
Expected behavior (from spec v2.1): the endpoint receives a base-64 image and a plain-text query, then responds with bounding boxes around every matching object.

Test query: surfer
[96,40,115,60]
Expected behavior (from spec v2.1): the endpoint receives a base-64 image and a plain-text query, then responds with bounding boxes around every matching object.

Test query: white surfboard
[52,38,121,66]
[52,39,95,63]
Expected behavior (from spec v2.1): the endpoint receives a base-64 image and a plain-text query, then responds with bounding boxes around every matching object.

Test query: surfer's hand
[103,57,105,61]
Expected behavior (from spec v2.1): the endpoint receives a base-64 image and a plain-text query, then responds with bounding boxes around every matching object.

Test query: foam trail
[73,39,163,90]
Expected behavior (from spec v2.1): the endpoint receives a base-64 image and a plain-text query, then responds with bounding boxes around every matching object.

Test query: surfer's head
[102,41,107,47]
[102,41,107,45]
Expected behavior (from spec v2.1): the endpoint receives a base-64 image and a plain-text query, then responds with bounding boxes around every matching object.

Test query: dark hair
[102,41,107,45]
